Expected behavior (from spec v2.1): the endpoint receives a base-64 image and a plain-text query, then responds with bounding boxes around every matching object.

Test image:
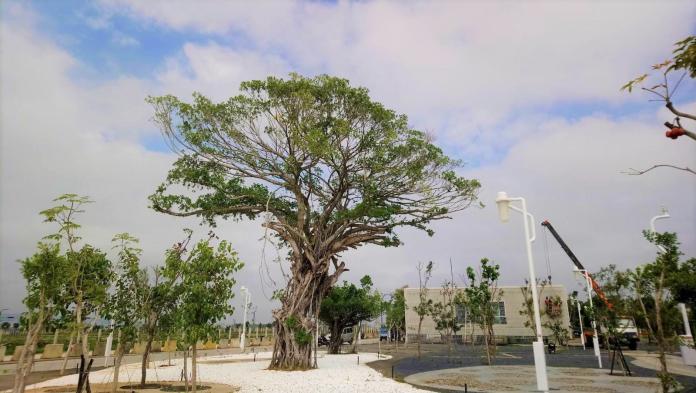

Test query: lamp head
[495,191,510,223]
[660,206,670,217]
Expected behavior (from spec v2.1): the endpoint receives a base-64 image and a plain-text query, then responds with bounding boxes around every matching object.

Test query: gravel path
[22,352,429,393]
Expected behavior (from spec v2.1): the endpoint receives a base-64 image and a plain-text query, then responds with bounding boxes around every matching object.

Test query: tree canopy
[319,275,381,354]
[147,74,481,369]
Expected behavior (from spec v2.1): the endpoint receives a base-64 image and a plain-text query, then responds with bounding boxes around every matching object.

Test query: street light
[650,207,670,253]
[240,286,250,352]
[574,268,602,368]
[571,295,585,350]
[495,191,549,393]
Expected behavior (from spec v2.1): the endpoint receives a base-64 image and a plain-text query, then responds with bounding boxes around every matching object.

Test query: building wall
[404,285,571,339]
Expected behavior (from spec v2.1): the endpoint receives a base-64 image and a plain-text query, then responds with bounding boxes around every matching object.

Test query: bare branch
[666,101,696,122]
[623,164,696,176]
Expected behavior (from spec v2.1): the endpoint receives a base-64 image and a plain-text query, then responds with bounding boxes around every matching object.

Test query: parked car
[341,326,354,344]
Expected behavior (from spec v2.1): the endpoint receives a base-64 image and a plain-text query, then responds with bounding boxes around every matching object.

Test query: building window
[493,301,507,324]
[456,304,470,324]
[456,302,506,324]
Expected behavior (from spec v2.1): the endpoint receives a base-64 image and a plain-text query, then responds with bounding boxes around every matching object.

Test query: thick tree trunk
[269,255,344,370]
[270,316,314,370]
[327,322,342,355]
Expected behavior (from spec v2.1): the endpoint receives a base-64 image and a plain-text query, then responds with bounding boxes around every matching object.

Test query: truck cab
[586,317,640,350]
[613,317,640,350]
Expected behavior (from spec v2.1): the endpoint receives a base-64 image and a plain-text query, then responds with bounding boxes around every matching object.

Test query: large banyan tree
[147,74,480,369]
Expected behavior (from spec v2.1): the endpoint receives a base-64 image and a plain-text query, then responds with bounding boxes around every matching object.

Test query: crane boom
[540,220,613,310]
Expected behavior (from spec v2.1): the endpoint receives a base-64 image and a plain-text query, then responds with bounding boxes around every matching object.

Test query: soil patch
[121,383,165,389]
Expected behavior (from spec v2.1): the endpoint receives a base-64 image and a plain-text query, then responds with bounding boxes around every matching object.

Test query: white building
[404,284,572,343]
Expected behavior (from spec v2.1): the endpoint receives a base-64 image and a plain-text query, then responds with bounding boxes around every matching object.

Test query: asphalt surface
[360,342,696,392]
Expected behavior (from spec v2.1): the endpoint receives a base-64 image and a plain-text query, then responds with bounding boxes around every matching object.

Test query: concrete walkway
[625,350,696,377]
[0,346,272,375]
[404,365,662,393]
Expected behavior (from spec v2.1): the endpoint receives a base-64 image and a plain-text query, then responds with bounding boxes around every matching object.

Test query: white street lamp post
[650,207,670,253]
[575,268,602,368]
[574,297,585,349]
[496,192,549,393]
[240,287,250,352]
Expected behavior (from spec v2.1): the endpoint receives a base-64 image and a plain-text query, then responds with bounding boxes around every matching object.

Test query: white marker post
[240,287,250,352]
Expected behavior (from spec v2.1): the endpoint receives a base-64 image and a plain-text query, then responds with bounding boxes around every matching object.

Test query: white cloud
[111,31,139,47]
[155,42,292,101]
[0,5,270,320]
[1,1,695,323]
[104,0,695,117]
[342,113,696,294]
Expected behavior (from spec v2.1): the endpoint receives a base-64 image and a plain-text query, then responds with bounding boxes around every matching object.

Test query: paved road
[359,342,696,392]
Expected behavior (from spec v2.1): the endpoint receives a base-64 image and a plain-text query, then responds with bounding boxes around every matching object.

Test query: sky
[1,0,695,324]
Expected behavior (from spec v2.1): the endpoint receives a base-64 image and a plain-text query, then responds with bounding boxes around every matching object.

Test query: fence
[406,333,537,345]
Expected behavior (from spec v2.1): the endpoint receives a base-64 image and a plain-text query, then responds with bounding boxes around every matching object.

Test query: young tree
[643,231,682,392]
[463,258,502,365]
[41,195,112,373]
[385,288,406,349]
[319,276,381,355]
[519,278,548,338]
[69,245,112,359]
[13,244,69,393]
[137,268,177,387]
[542,296,569,346]
[167,233,243,393]
[147,74,481,369]
[414,261,433,358]
[134,235,192,387]
[628,266,657,344]
[108,234,147,393]
[431,280,460,358]
[668,257,696,313]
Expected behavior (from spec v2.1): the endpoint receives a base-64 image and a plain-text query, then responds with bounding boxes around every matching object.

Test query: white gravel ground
[24,351,428,393]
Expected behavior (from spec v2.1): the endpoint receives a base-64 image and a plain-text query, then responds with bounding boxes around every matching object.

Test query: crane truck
[540,220,640,350]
